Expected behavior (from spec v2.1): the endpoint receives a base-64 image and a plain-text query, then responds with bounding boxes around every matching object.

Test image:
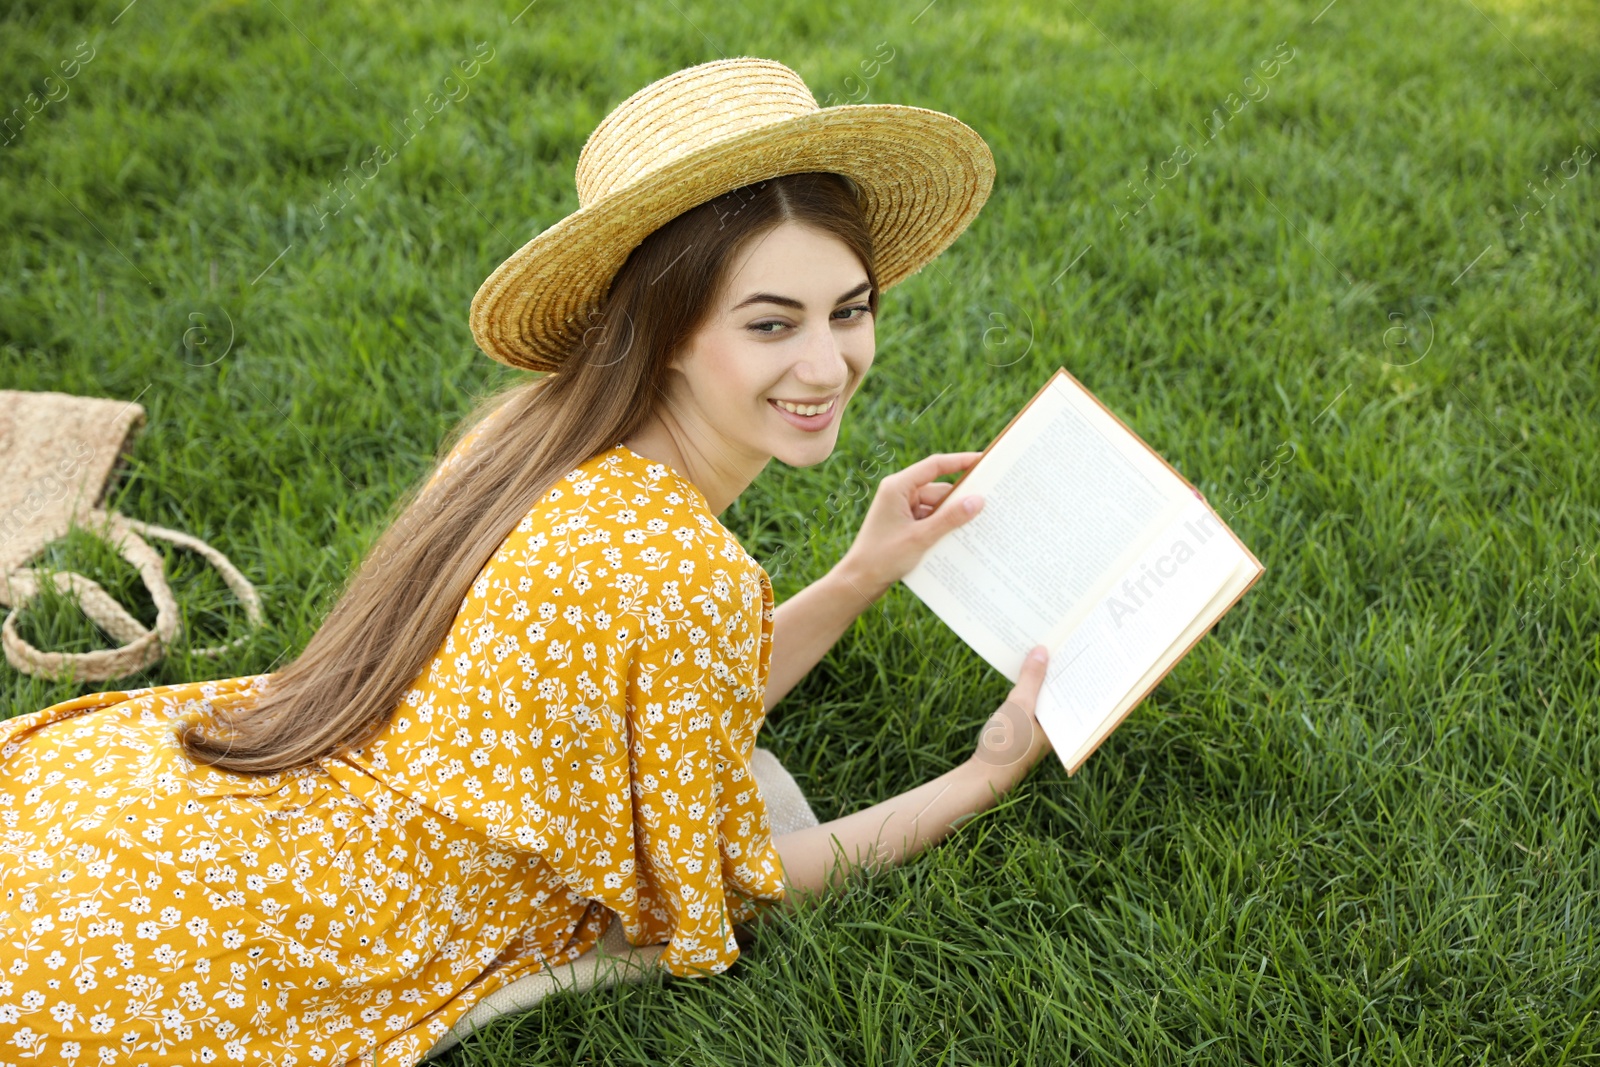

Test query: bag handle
[115,513,265,659]
[0,510,264,683]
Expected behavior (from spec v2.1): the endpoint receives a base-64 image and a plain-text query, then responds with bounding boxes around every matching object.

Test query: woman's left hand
[835,451,988,599]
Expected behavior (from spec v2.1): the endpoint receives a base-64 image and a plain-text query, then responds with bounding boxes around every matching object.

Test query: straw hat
[469,56,996,373]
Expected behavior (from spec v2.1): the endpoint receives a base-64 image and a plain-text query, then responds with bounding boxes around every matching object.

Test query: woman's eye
[747,306,871,335]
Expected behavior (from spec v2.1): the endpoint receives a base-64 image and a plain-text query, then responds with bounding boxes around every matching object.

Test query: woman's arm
[760,451,989,715]
[762,560,886,715]
[761,647,1053,910]
[767,757,1001,905]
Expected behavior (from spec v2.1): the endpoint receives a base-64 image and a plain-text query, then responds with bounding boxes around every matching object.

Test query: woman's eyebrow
[729,280,873,312]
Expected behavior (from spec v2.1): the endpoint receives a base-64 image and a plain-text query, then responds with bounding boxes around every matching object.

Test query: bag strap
[115,514,265,658]
[1,512,178,682]
[0,510,264,683]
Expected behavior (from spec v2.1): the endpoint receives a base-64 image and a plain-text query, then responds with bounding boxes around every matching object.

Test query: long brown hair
[182,170,879,773]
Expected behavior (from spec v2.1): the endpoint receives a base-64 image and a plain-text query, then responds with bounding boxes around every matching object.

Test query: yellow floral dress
[0,442,788,1066]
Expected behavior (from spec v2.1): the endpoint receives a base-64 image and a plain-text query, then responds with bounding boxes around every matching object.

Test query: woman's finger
[916,481,958,507]
[892,451,986,490]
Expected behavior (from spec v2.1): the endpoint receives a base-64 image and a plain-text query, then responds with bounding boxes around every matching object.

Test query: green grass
[4,0,1599,1062]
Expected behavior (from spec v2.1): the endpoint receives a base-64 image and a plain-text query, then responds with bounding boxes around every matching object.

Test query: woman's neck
[621,415,768,517]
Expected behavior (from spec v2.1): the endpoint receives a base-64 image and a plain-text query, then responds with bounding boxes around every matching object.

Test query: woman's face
[664,220,875,472]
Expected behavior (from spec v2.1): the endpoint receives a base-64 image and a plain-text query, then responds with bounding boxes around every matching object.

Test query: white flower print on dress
[0,442,783,1066]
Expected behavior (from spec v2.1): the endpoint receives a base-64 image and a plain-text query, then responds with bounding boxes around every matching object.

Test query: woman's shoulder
[482,443,766,603]
[427,414,750,573]
[421,430,767,608]
[424,402,514,492]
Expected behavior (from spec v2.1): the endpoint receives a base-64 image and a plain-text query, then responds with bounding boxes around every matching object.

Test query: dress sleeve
[394,489,787,978]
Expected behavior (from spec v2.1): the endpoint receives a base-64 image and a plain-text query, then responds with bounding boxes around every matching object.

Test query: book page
[1034,498,1250,770]
[903,372,1191,680]
[1061,554,1261,772]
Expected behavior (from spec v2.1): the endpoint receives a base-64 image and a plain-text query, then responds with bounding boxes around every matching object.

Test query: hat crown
[575,58,820,206]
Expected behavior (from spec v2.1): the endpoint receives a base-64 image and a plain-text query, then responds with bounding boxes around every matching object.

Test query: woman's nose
[797,325,851,389]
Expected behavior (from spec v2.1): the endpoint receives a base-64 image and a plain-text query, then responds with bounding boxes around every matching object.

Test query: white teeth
[773,398,834,416]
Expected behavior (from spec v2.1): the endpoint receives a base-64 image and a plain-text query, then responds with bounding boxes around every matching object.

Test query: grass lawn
[4,0,1599,1062]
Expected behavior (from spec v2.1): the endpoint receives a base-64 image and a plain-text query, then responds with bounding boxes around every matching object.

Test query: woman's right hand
[966,645,1054,793]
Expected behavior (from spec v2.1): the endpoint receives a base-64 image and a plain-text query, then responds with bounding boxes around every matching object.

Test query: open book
[902,367,1265,775]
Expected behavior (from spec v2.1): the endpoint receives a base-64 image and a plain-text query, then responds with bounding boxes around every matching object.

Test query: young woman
[0,57,1051,1065]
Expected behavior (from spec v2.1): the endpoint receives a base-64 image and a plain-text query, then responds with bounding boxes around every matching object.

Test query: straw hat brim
[469,103,996,372]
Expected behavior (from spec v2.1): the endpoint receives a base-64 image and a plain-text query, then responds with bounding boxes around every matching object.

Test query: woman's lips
[768,396,838,432]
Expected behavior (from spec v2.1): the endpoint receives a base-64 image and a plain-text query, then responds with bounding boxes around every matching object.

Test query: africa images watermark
[1216,438,1296,522]
[305,41,496,230]
[1515,542,1597,636]
[765,441,897,583]
[2,40,97,149]
[1103,507,1228,629]
[817,41,896,107]
[1112,39,1297,229]
[0,442,96,551]
[1511,142,1594,231]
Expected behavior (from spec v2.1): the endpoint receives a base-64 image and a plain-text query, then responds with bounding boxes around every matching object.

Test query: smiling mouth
[769,396,837,416]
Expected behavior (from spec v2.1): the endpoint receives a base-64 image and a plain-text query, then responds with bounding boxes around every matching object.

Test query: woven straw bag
[0,389,264,683]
